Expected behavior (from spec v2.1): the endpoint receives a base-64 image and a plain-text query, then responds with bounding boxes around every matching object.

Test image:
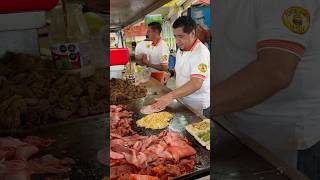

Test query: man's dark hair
[148,22,162,33]
[173,16,196,34]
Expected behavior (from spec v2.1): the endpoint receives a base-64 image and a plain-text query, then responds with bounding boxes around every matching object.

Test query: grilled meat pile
[110,78,147,104]
[0,53,107,130]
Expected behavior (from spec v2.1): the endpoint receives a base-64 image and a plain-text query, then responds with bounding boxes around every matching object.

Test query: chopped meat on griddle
[110,78,147,104]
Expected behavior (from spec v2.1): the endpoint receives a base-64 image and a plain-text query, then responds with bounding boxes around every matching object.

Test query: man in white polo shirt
[151,16,210,117]
[139,22,169,72]
[213,1,320,179]
[135,35,151,66]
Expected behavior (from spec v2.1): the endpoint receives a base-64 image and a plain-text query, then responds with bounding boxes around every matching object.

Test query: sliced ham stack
[110,105,136,137]
[0,136,74,180]
[108,105,197,180]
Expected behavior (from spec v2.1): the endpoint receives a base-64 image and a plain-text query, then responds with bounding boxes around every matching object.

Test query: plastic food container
[110,65,124,79]
[151,71,167,84]
[135,68,151,84]
[110,48,129,65]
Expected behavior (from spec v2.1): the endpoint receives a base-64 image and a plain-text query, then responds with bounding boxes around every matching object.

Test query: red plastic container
[110,48,129,65]
[0,0,59,13]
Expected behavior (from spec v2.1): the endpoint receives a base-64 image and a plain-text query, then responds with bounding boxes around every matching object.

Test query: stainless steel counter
[213,116,309,180]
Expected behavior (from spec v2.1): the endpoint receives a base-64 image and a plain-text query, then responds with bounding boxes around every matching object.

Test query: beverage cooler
[110,48,129,79]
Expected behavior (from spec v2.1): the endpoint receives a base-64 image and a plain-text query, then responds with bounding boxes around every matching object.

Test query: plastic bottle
[49,3,95,78]
[168,49,176,71]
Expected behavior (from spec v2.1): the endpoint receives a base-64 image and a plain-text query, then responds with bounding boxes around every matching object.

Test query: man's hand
[141,54,150,66]
[152,77,204,110]
[151,93,174,111]
[212,48,300,116]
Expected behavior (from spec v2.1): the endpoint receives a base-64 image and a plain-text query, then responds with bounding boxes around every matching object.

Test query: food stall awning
[110,0,172,31]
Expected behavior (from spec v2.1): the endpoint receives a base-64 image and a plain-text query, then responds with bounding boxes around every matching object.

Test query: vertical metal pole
[120,30,125,48]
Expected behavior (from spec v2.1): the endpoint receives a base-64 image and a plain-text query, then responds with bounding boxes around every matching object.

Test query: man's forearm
[170,78,202,99]
[212,49,299,116]
[148,64,168,71]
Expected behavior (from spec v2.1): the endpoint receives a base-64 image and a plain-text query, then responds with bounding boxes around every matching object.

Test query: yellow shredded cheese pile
[136,112,173,129]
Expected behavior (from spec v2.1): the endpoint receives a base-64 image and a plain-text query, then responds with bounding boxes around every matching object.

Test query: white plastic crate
[0,11,46,57]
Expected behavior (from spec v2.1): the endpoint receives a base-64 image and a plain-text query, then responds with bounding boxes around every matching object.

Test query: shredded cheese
[137,112,173,129]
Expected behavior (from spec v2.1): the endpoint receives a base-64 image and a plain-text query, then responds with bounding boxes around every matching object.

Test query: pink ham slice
[110,164,135,180]
[3,170,31,180]
[0,156,75,180]
[0,136,74,179]
[0,137,39,160]
[123,150,147,168]
[15,145,39,160]
[112,144,132,154]
[132,141,143,151]
[0,147,16,160]
[22,136,55,148]
[110,150,124,160]
[0,160,31,180]
[110,158,122,166]
[166,146,196,162]
[111,111,133,122]
[28,155,75,174]
[164,132,189,147]
[0,137,27,148]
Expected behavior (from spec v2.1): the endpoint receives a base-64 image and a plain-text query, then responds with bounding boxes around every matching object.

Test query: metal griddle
[108,78,210,179]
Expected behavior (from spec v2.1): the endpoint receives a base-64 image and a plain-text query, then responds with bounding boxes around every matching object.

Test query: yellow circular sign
[198,63,207,73]
[282,6,310,34]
